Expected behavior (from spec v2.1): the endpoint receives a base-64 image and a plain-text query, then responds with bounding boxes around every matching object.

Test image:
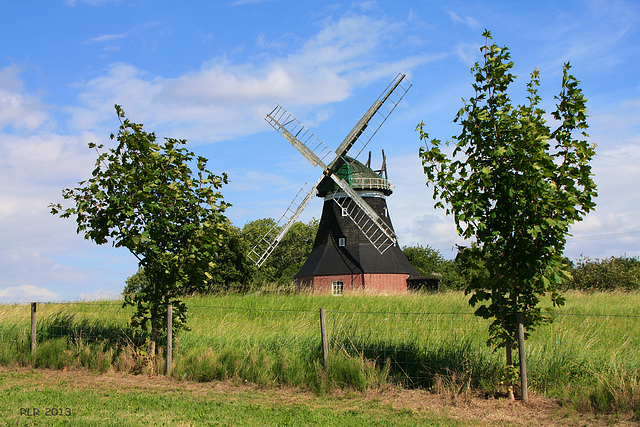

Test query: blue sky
[1,0,639,302]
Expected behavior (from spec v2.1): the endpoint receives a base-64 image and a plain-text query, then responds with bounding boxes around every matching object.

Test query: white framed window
[341,207,348,217]
[332,281,344,296]
[338,237,346,247]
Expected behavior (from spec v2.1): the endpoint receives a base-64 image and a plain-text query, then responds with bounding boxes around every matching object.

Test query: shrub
[570,256,640,291]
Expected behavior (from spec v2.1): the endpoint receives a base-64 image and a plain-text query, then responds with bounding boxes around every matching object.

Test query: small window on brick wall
[332,281,344,296]
[338,237,346,247]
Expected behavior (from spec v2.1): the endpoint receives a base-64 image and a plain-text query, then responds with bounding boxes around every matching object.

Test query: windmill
[249,73,420,294]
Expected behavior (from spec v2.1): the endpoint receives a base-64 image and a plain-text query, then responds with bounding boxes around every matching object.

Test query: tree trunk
[149,324,157,357]
[506,345,514,400]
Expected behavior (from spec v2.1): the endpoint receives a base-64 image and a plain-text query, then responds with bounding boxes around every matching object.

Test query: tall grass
[0,301,159,374]
[525,292,640,416]
[1,291,638,419]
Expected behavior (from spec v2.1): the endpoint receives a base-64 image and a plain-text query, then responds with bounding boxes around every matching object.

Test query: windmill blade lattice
[262,109,400,258]
[329,174,397,254]
[265,105,333,169]
[248,176,323,267]
[264,103,399,252]
[334,73,412,160]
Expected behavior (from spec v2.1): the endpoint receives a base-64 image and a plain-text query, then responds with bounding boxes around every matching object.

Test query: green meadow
[1,291,639,420]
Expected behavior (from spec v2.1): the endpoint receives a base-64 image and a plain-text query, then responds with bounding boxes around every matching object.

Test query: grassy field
[1,291,639,421]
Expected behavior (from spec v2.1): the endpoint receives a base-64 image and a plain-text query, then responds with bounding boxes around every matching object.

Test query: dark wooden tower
[295,155,419,294]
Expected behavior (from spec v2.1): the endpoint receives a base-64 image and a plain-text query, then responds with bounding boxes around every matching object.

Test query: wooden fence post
[30,302,37,355]
[319,308,328,369]
[516,312,528,402]
[166,304,172,377]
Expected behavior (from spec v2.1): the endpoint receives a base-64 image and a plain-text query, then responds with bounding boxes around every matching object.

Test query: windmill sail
[248,176,323,267]
[266,105,333,169]
[329,174,397,253]
[334,73,411,161]
[264,109,398,248]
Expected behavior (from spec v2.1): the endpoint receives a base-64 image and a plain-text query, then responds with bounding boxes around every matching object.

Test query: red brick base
[295,273,408,294]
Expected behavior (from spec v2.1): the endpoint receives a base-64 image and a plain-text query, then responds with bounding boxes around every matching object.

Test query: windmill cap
[317,156,391,197]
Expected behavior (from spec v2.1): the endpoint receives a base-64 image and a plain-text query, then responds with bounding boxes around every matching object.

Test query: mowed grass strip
[0,367,453,426]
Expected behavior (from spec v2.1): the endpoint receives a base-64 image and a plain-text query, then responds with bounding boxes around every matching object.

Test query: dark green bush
[569,256,640,291]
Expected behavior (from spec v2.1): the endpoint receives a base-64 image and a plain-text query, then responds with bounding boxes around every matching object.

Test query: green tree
[403,244,445,278]
[418,30,597,362]
[50,105,229,352]
[123,267,151,296]
[198,221,254,293]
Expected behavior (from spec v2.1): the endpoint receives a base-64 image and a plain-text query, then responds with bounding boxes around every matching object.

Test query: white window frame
[332,281,344,296]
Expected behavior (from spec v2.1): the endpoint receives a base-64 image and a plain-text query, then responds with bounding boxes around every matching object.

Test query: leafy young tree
[418,31,597,362]
[50,105,229,352]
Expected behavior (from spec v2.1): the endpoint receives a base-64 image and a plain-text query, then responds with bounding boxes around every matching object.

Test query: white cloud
[0,65,51,132]
[0,285,60,303]
[566,141,640,258]
[66,14,430,143]
[454,42,482,66]
[67,63,162,131]
[384,152,469,258]
[78,288,120,301]
[0,68,135,301]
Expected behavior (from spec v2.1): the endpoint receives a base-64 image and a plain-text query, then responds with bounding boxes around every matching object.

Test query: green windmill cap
[317,156,391,197]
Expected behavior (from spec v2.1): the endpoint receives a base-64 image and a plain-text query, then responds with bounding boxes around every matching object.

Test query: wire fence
[0,301,142,347]
[3,300,639,386]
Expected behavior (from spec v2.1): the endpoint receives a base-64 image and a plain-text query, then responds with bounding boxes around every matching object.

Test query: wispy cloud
[0,65,51,132]
[85,33,127,44]
[447,10,480,29]
[78,288,121,301]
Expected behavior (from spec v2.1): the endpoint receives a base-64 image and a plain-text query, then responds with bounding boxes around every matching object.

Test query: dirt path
[2,366,637,426]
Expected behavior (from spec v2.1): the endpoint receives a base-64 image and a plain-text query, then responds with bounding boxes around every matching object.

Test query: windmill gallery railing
[347,177,391,192]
